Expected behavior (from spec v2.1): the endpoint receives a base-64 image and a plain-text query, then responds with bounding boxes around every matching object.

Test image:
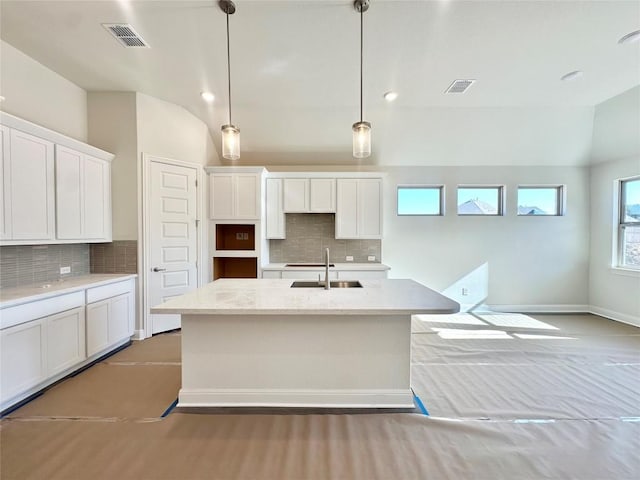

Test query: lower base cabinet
[86,292,133,357]
[46,307,85,377]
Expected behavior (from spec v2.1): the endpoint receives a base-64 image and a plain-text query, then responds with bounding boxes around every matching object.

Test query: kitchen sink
[285,263,335,267]
[290,280,363,288]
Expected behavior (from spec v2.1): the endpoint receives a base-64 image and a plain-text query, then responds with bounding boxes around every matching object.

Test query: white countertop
[263,263,390,271]
[151,278,459,316]
[0,274,137,308]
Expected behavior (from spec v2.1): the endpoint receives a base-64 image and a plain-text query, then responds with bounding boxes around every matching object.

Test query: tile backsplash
[0,244,90,289]
[90,241,137,274]
[269,214,381,264]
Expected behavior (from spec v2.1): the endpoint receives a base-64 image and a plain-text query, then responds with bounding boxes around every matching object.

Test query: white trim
[266,171,386,179]
[140,154,203,339]
[481,304,590,313]
[609,266,640,277]
[132,329,146,341]
[589,306,640,328]
[178,388,415,409]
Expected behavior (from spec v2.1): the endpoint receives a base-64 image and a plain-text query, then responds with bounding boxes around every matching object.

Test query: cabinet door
[55,145,83,239]
[235,174,260,219]
[108,293,132,344]
[266,178,285,239]
[83,155,110,240]
[8,129,55,240]
[358,179,383,238]
[335,179,358,238]
[0,318,47,404]
[283,178,308,213]
[309,178,335,213]
[210,174,234,219]
[46,307,86,376]
[86,299,110,357]
[0,126,10,240]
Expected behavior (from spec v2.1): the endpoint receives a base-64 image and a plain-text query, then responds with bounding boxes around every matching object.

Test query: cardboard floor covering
[1,313,639,479]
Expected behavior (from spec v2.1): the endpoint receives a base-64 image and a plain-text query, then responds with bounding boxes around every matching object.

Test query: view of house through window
[397,186,443,215]
[457,187,503,215]
[619,177,640,269]
[517,186,563,215]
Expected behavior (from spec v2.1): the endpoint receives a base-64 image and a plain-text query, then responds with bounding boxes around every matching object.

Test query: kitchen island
[151,278,459,409]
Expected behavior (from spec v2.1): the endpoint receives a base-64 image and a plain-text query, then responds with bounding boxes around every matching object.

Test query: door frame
[140,154,204,339]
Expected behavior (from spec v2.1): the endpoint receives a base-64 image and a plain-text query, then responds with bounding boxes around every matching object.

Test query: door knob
[152,267,166,272]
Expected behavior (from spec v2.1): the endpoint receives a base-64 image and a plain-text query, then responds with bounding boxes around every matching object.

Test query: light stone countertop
[262,263,390,271]
[151,278,459,316]
[0,274,137,308]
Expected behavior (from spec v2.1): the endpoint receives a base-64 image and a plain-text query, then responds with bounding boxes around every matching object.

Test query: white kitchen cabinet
[266,178,285,239]
[46,306,86,377]
[0,318,47,405]
[86,280,135,357]
[336,270,388,280]
[283,178,335,213]
[5,129,55,241]
[280,270,338,280]
[209,171,261,220]
[336,178,382,239]
[0,126,9,240]
[55,146,111,241]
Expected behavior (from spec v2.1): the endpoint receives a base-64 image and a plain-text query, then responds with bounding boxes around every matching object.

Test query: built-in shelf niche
[213,257,257,280]
[215,224,255,251]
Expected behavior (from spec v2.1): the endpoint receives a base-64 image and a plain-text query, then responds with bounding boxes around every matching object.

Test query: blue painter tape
[412,393,429,416]
[161,398,179,418]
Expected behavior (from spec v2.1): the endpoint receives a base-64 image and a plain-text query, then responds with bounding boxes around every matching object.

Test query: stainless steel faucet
[324,247,330,290]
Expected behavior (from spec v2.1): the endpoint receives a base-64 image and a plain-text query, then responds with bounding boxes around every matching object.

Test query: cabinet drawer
[1,291,84,330]
[86,279,134,304]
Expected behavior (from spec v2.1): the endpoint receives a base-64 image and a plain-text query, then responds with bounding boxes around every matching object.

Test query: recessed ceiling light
[201,91,215,103]
[560,70,583,82]
[618,30,640,45]
[383,91,398,102]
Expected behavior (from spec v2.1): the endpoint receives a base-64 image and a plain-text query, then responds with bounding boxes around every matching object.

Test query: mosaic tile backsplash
[0,244,90,289]
[90,241,138,274]
[269,214,381,264]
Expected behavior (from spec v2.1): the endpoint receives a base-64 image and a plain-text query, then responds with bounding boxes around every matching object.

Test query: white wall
[87,92,139,241]
[382,166,591,310]
[136,93,218,166]
[0,40,87,141]
[588,85,640,326]
[590,86,640,165]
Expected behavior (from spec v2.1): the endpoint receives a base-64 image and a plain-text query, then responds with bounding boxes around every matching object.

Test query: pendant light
[220,0,240,160]
[352,0,371,159]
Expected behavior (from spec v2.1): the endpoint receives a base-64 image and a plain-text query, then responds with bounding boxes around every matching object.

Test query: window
[619,177,640,269]
[517,186,564,216]
[397,186,444,215]
[457,186,503,216]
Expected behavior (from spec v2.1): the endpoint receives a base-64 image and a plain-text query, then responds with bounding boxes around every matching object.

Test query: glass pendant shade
[352,121,371,159]
[221,124,240,160]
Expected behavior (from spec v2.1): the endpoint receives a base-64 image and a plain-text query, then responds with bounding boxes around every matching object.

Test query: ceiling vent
[445,79,476,94]
[102,24,149,48]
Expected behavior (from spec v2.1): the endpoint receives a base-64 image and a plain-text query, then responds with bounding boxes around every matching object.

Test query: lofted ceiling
[1,0,639,166]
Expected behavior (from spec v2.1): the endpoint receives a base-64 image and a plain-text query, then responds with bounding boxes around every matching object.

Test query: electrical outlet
[243,233,249,240]
[60,266,71,275]
[461,288,469,296]
[236,233,243,240]
[367,255,376,262]
[346,256,354,262]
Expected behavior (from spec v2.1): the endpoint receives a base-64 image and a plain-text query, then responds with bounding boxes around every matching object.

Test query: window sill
[609,266,640,278]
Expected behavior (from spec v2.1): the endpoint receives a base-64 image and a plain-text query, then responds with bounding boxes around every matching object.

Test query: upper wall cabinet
[266,178,285,239]
[336,178,383,239]
[283,178,336,213]
[0,112,114,245]
[206,167,265,220]
[56,146,111,241]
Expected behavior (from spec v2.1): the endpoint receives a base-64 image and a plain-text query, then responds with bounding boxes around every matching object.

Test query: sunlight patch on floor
[476,313,559,330]
[431,328,512,339]
[414,313,487,326]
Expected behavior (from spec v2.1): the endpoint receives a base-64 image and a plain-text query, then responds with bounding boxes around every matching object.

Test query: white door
[149,160,198,334]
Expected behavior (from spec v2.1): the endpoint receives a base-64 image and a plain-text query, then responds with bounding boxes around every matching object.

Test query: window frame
[396,185,445,216]
[617,176,640,270]
[516,185,565,216]
[456,185,505,216]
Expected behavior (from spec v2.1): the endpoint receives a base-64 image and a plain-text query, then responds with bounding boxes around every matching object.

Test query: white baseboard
[479,304,590,314]
[132,329,147,341]
[589,306,640,328]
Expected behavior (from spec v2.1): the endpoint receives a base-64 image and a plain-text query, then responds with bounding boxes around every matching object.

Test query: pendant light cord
[226,10,232,125]
[359,6,363,123]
